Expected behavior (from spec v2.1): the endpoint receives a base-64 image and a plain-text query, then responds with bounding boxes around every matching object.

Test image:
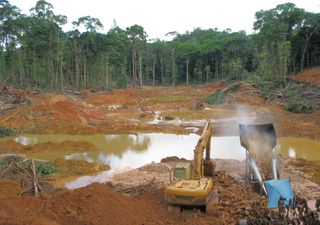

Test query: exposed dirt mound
[85,88,138,105]
[0,183,168,225]
[228,83,262,105]
[0,180,22,199]
[54,158,109,176]
[106,163,171,197]
[160,156,189,163]
[292,68,320,85]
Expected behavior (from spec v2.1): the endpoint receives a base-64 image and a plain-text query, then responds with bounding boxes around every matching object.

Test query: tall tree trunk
[57,31,63,91]
[132,49,137,86]
[186,57,189,85]
[48,59,54,88]
[105,55,109,89]
[292,52,297,74]
[152,56,156,86]
[139,51,143,88]
[0,52,5,82]
[171,49,175,86]
[300,25,319,72]
[60,59,63,91]
[214,54,219,80]
[276,39,282,79]
[18,52,23,86]
[160,55,164,84]
[283,53,287,85]
[83,56,87,86]
[306,48,310,68]
[205,65,209,84]
[74,41,80,87]
[75,54,79,87]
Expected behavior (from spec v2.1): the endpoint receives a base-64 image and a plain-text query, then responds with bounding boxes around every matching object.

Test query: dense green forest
[0,0,319,90]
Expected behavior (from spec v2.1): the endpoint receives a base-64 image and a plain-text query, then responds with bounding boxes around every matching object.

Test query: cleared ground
[0,69,319,224]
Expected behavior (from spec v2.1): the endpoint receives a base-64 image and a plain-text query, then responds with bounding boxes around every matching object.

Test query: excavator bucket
[239,123,277,150]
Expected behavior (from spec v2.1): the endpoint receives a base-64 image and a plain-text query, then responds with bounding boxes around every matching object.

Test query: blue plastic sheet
[263,179,294,208]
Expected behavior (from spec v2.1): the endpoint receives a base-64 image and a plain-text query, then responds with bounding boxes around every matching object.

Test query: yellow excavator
[165,120,215,208]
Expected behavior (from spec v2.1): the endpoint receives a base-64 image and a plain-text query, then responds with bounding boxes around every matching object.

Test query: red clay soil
[292,68,320,85]
[0,183,164,225]
[0,182,220,225]
[0,180,22,199]
[1,81,318,139]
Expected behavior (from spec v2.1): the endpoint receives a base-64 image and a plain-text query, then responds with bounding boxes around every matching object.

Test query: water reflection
[103,134,151,154]
[13,134,151,162]
[7,133,320,189]
[15,136,37,145]
[65,152,94,163]
[11,134,320,163]
[64,135,247,189]
[12,133,247,167]
[276,137,320,161]
[288,147,296,158]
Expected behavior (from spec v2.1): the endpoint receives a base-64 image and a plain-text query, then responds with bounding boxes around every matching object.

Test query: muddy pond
[8,133,320,189]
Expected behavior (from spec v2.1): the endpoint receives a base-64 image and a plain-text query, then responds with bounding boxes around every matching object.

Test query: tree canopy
[0,1,319,90]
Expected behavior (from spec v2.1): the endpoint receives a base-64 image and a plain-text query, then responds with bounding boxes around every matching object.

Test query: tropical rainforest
[0,0,319,90]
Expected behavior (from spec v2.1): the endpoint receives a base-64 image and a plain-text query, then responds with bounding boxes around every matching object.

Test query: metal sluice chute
[239,123,278,195]
[239,123,277,150]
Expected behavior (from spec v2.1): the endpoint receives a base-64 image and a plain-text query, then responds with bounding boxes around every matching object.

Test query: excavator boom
[192,120,212,180]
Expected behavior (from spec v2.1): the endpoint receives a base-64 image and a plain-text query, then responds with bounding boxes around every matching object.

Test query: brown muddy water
[6,134,320,189]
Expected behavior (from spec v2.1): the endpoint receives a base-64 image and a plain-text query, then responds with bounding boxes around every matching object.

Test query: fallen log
[106,178,160,197]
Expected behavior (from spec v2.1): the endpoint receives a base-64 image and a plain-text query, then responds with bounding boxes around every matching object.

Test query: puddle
[63,135,245,189]
[276,137,320,161]
[6,134,320,189]
[12,134,246,165]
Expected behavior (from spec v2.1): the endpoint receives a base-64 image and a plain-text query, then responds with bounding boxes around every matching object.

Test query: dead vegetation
[0,156,60,196]
[0,85,30,112]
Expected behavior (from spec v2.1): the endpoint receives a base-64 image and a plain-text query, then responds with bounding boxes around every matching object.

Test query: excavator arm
[192,120,213,180]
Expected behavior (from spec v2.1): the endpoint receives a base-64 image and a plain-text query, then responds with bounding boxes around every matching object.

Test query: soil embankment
[0,173,260,225]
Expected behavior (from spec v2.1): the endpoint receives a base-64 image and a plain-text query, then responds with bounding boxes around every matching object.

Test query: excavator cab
[170,162,192,182]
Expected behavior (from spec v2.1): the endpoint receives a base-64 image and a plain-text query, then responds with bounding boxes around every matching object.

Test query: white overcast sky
[10,0,320,40]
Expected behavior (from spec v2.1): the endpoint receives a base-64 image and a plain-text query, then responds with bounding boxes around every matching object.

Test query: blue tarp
[263,179,294,208]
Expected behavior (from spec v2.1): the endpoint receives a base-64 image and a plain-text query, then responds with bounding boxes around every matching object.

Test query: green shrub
[285,101,314,113]
[205,89,225,104]
[19,160,58,176]
[0,127,15,138]
[35,162,57,176]
[205,82,241,105]
[283,83,304,98]
[226,82,241,93]
[259,80,283,98]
